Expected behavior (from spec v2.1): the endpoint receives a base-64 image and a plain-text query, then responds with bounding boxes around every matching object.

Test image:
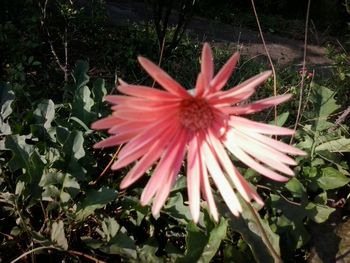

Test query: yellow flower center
[179,98,214,131]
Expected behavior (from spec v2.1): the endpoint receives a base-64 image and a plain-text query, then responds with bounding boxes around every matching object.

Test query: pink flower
[92,43,305,222]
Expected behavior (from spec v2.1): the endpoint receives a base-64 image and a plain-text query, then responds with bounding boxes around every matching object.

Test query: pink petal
[195,73,205,97]
[210,71,271,103]
[91,116,125,130]
[117,84,180,101]
[187,134,201,223]
[93,131,136,149]
[230,116,295,135]
[120,132,173,189]
[113,119,179,170]
[207,128,263,205]
[223,135,289,182]
[244,131,306,156]
[201,43,214,86]
[104,95,141,105]
[210,52,240,91]
[140,129,187,206]
[112,107,178,121]
[209,90,255,107]
[151,130,188,216]
[202,136,242,216]
[232,128,297,165]
[138,56,191,98]
[197,133,219,222]
[224,94,292,115]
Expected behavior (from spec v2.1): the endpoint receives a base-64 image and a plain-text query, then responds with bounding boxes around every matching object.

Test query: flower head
[92,43,305,222]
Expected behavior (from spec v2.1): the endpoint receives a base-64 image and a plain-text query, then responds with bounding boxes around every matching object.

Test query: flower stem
[245,200,283,263]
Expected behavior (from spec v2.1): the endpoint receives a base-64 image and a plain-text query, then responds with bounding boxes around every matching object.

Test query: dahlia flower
[92,43,305,222]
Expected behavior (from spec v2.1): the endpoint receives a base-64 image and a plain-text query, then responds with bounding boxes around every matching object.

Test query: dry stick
[47,29,69,82]
[10,246,106,263]
[290,0,311,144]
[152,36,167,88]
[89,144,123,185]
[250,0,278,125]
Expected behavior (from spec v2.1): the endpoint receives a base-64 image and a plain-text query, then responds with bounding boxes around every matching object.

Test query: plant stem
[245,200,283,263]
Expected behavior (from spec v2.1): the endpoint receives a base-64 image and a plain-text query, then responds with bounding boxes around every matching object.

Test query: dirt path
[88,1,333,74]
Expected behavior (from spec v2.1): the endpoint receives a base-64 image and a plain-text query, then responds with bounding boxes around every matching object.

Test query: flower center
[179,98,214,131]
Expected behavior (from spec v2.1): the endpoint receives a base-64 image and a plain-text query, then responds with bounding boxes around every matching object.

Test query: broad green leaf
[228,199,280,263]
[285,177,307,199]
[75,187,117,221]
[199,218,228,261]
[0,83,15,119]
[5,135,33,171]
[135,240,162,263]
[101,217,120,241]
[309,85,340,131]
[177,222,209,263]
[164,192,192,224]
[51,220,68,250]
[317,167,350,190]
[73,60,90,89]
[33,99,55,129]
[305,203,335,223]
[268,111,289,127]
[178,218,227,263]
[72,85,95,124]
[315,138,350,153]
[0,83,15,135]
[62,130,85,160]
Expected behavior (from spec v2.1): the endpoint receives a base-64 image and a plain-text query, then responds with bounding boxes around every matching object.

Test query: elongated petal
[152,130,188,216]
[202,137,242,216]
[138,56,191,98]
[187,134,201,222]
[223,135,289,182]
[224,94,292,115]
[140,129,186,206]
[210,52,240,91]
[197,133,219,222]
[207,128,263,205]
[201,43,214,87]
[91,116,125,130]
[117,84,180,101]
[211,71,271,103]
[245,131,306,156]
[230,116,295,135]
[93,131,136,148]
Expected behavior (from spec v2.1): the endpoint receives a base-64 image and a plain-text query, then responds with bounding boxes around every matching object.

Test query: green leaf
[228,199,280,263]
[317,167,350,190]
[285,177,307,199]
[164,192,192,224]
[178,218,227,263]
[33,99,55,129]
[305,203,335,223]
[309,85,340,131]
[268,111,289,127]
[62,131,85,160]
[4,135,34,171]
[315,138,350,153]
[75,187,117,221]
[0,83,15,135]
[73,60,90,89]
[72,85,95,125]
[51,220,68,250]
[0,83,15,119]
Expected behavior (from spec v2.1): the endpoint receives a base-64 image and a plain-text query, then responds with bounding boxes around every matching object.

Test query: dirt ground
[103,0,332,75]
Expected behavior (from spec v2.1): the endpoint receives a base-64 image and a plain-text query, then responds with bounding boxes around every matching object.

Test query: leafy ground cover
[1,1,350,262]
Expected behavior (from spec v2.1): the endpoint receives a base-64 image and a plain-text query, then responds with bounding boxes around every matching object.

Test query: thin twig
[89,144,123,185]
[290,0,311,144]
[250,0,278,125]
